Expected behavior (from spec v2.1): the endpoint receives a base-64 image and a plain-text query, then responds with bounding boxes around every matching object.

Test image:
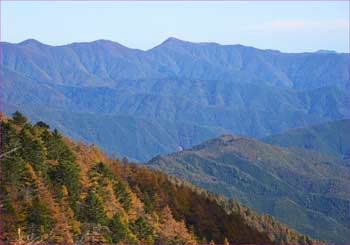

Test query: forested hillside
[262,119,350,159]
[147,135,350,243]
[0,112,320,244]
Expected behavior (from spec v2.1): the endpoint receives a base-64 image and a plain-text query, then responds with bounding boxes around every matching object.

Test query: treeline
[0,112,320,244]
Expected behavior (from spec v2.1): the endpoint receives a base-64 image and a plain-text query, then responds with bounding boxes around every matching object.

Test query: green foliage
[262,119,350,159]
[143,192,154,214]
[108,212,131,243]
[12,111,28,126]
[80,191,108,225]
[27,197,54,235]
[19,128,47,174]
[1,121,20,152]
[91,162,112,179]
[0,122,26,185]
[35,121,50,129]
[114,181,132,211]
[130,216,154,243]
[147,134,350,243]
[48,160,81,209]
[41,129,75,162]
[2,155,27,187]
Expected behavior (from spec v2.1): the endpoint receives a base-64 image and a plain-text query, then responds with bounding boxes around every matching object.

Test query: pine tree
[143,192,154,214]
[48,160,81,204]
[130,216,154,244]
[114,181,132,211]
[60,185,81,235]
[27,197,54,236]
[12,111,28,126]
[42,129,75,162]
[0,122,25,184]
[80,190,108,225]
[19,128,47,174]
[108,212,130,243]
[1,121,20,153]
[35,121,50,129]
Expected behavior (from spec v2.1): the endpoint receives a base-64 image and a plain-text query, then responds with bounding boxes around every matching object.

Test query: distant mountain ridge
[146,134,350,243]
[262,119,350,159]
[1,38,349,160]
[315,50,338,54]
[3,37,350,89]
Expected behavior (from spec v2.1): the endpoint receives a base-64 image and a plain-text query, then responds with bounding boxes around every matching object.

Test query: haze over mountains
[2,38,349,161]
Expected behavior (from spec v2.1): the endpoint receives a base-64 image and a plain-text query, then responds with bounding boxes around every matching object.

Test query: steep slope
[262,119,350,159]
[0,113,319,244]
[146,135,350,243]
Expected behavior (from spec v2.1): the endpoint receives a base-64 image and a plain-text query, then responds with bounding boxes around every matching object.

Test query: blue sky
[2,1,349,52]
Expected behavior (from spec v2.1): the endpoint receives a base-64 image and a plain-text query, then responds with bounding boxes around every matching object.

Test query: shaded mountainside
[262,119,350,159]
[2,38,350,161]
[146,135,350,243]
[0,38,350,161]
[0,113,320,244]
[2,104,227,162]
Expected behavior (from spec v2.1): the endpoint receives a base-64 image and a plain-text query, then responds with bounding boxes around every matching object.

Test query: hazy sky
[2,1,349,52]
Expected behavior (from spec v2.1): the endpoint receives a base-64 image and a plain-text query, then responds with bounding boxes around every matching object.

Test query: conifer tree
[60,185,81,235]
[108,212,130,243]
[27,197,54,236]
[80,190,108,225]
[19,128,47,174]
[130,216,154,244]
[12,111,28,126]
[48,160,81,204]
[35,121,50,129]
[114,181,132,211]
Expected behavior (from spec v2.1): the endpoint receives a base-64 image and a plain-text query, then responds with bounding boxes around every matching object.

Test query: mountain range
[2,37,350,244]
[1,38,349,161]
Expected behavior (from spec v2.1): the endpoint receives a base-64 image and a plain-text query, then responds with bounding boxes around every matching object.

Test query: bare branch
[0,147,19,160]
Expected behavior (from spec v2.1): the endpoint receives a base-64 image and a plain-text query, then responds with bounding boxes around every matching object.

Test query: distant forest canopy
[0,112,321,244]
[262,119,350,159]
